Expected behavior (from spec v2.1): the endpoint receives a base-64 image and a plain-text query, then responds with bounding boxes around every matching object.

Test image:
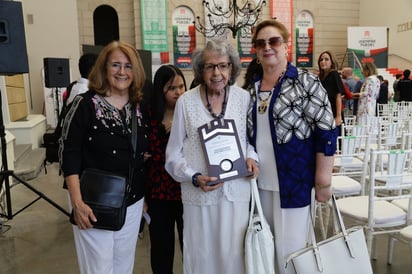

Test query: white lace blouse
[165,85,258,206]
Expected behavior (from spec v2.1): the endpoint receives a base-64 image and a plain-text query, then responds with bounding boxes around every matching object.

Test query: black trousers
[147,199,183,274]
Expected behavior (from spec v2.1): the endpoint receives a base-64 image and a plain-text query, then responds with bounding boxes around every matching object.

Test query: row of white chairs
[320,111,412,263]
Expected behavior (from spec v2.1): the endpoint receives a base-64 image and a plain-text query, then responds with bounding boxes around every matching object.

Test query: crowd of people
[58,18,412,274]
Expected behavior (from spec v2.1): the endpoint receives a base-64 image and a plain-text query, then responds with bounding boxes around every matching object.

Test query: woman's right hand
[72,201,97,230]
[196,174,223,192]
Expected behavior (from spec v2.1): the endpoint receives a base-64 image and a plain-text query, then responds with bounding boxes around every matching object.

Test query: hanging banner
[271,0,293,62]
[295,10,313,67]
[347,27,388,68]
[172,6,196,69]
[140,0,169,73]
[238,28,256,68]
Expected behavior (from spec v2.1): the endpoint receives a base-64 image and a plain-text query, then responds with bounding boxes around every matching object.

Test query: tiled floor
[0,163,411,274]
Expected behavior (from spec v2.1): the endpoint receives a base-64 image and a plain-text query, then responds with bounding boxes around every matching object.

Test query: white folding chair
[317,134,371,238]
[336,148,412,260]
[341,115,357,136]
[333,134,371,196]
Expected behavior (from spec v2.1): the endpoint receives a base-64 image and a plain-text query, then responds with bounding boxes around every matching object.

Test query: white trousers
[71,198,144,274]
[259,190,310,274]
[183,198,249,274]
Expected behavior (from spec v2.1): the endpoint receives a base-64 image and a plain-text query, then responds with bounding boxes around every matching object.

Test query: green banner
[140,0,169,64]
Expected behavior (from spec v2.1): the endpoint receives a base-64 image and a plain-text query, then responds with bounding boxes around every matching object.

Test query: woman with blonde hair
[356,62,380,122]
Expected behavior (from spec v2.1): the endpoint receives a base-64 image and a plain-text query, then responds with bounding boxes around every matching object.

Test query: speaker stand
[0,87,69,219]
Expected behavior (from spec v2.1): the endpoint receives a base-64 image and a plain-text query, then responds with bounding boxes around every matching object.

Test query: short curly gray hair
[191,40,241,86]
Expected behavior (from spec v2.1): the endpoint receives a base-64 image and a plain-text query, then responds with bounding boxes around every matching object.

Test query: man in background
[63,53,98,105]
[341,67,359,114]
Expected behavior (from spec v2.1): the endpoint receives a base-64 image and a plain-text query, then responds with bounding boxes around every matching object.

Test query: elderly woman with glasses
[246,19,337,274]
[61,41,149,274]
[165,40,259,274]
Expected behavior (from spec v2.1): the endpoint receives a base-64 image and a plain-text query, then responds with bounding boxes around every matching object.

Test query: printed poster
[347,27,388,68]
[172,6,196,69]
[295,10,314,68]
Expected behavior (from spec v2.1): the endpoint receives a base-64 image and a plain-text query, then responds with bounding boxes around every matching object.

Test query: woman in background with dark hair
[146,64,186,274]
[318,50,345,133]
[242,58,262,90]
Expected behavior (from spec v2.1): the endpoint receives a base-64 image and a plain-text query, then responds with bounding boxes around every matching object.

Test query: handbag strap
[248,178,265,226]
[308,194,356,272]
[131,107,137,158]
[126,107,138,194]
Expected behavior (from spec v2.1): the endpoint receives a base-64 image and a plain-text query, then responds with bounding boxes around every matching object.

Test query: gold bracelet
[315,183,331,190]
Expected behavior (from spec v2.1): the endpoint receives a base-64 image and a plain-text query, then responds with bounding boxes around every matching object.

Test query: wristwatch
[192,172,201,187]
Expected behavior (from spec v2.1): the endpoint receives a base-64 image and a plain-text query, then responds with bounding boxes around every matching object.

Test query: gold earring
[256,59,261,64]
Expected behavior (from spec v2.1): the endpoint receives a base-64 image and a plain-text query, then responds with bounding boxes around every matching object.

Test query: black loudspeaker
[0,1,29,75]
[43,58,70,88]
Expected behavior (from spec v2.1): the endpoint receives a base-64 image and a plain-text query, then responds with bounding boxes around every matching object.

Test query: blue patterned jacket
[247,63,337,208]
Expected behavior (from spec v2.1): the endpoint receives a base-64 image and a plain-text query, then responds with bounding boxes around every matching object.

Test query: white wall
[21,0,80,114]
[359,0,412,68]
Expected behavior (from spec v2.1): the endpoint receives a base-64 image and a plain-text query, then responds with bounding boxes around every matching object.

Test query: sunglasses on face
[254,37,284,50]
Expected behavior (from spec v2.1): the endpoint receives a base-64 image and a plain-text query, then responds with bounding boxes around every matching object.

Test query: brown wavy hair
[88,41,146,105]
[317,50,339,81]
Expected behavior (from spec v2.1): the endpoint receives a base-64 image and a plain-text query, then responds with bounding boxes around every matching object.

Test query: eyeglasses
[254,37,284,50]
[108,62,133,72]
[203,62,232,73]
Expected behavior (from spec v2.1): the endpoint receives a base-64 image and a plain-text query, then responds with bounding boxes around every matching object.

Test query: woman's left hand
[335,117,342,126]
[246,158,260,178]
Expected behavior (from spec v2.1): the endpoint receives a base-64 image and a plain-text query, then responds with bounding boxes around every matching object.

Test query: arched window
[93,5,119,46]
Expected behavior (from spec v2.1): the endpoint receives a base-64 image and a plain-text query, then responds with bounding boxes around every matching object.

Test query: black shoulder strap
[64,81,77,107]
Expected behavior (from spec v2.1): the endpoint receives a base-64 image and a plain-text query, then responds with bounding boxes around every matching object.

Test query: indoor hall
[2,0,412,273]
[0,163,411,274]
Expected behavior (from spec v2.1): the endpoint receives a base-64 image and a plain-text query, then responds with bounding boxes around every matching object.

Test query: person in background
[376,75,389,116]
[146,64,186,274]
[353,77,364,115]
[165,40,259,274]
[376,75,389,104]
[318,50,345,134]
[60,41,149,274]
[341,67,359,113]
[242,58,263,90]
[393,73,402,102]
[247,19,337,274]
[63,53,98,105]
[397,69,412,102]
[356,62,381,122]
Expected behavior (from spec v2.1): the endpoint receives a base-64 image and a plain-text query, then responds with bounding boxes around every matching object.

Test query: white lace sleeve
[165,95,197,183]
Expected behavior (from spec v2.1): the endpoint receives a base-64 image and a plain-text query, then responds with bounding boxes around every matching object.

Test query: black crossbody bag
[70,111,137,231]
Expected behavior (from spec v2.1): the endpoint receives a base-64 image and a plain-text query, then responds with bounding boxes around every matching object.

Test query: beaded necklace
[205,86,227,119]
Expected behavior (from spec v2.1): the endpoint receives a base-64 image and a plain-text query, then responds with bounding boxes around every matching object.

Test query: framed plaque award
[198,119,252,184]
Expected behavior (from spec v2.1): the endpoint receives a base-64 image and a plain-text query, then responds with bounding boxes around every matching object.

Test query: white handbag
[286,195,373,274]
[245,178,275,274]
